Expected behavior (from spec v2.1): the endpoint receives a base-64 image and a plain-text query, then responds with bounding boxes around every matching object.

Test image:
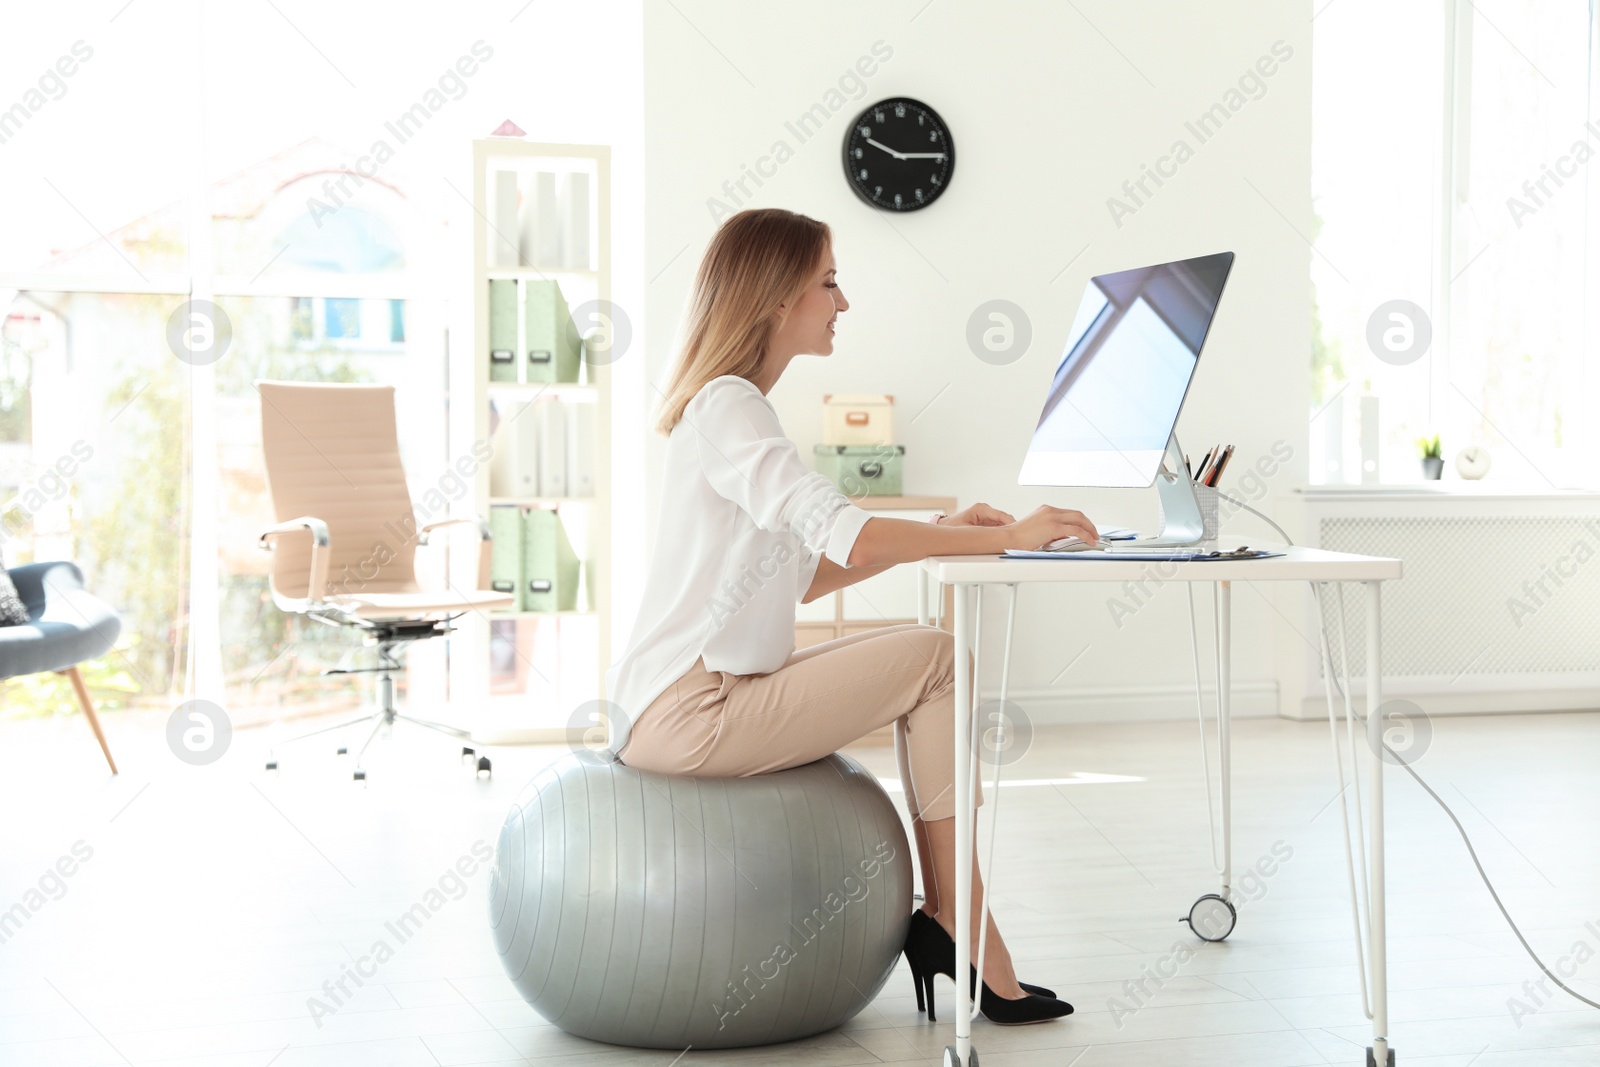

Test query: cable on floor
[1211,488,1600,1015]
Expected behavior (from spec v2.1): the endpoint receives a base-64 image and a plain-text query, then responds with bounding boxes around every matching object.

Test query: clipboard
[1002,546,1285,561]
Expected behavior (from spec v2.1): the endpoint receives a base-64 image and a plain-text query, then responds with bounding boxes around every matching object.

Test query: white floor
[2,706,1598,1067]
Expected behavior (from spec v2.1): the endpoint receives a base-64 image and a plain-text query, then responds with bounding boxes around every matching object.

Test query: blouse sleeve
[794,541,822,603]
[686,377,872,568]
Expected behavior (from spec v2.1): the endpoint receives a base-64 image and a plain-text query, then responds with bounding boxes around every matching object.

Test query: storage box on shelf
[461,139,611,741]
[814,394,904,497]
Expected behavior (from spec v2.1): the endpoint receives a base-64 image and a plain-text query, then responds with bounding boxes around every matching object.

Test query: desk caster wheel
[475,756,491,778]
[336,746,347,756]
[265,759,278,772]
[1181,893,1236,942]
[1366,1047,1394,1066]
[353,769,366,782]
[941,1047,978,1067]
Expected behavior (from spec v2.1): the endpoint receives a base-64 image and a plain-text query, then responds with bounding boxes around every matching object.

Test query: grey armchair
[0,561,121,773]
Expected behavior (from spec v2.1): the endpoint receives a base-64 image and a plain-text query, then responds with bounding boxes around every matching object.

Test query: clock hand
[865,137,906,160]
[899,152,947,159]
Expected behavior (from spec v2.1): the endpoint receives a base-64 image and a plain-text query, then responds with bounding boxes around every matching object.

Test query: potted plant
[1416,434,1443,479]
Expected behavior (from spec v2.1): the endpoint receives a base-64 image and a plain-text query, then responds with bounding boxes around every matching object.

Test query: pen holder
[1195,484,1222,541]
[1159,482,1222,544]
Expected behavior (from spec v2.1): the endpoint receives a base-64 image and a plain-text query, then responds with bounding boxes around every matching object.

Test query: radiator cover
[1315,513,1600,682]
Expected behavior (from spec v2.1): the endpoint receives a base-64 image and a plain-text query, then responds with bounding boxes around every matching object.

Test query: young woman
[607,207,1098,1024]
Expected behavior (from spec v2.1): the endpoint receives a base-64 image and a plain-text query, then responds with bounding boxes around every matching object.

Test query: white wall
[637,0,1313,722]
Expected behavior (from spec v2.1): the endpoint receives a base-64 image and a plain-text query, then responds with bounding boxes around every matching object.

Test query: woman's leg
[924,814,1026,999]
[899,729,1024,999]
[625,623,1031,998]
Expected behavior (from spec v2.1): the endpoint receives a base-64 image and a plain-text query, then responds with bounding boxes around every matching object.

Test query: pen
[1207,444,1235,486]
[1193,445,1217,484]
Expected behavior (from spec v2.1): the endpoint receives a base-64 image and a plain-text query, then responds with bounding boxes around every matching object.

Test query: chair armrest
[417,516,490,543]
[8,561,80,618]
[0,561,122,677]
[417,517,492,590]
[259,516,332,606]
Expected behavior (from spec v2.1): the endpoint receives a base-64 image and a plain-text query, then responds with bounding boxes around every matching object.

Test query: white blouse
[605,374,873,760]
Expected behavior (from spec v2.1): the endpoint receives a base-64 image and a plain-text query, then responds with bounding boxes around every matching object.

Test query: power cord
[1210,488,1600,1015]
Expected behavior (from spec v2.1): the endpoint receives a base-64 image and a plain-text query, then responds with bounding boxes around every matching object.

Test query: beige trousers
[617,623,982,823]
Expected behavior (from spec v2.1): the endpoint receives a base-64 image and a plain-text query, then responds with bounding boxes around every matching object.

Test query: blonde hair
[654,208,832,435]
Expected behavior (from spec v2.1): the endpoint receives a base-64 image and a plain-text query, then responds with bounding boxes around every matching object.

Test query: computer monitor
[1018,251,1235,489]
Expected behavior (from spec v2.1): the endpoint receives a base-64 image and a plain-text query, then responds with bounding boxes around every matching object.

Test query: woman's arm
[801,502,1023,602]
[844,504,1099,569]
[801,556,895,603]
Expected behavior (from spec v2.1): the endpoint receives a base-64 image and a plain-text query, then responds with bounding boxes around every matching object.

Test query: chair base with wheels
[263,614,492,781]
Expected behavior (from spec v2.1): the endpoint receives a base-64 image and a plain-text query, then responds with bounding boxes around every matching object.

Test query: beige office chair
[256,380,513,780]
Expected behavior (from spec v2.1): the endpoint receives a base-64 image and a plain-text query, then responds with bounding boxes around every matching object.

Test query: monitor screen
[1018,251,1235,488]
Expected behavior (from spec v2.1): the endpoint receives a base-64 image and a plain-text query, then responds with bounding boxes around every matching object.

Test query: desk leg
[918,568,930,627]
[1184,580,1239,943]
[1366,580,1392,1066]
[951,583,975,1065]
[1218,579,1233,903]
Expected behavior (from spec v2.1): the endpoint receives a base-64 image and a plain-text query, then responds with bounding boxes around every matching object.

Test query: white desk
[917,541,1404,1067]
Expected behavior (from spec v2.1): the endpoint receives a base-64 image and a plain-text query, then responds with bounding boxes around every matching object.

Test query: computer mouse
[1042,537,1112,552]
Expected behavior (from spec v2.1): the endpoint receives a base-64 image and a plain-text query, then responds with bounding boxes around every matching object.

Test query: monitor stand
[1121,432,1212,548]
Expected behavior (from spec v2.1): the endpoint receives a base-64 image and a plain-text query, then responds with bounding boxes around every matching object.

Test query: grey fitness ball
[489,752,913,1050]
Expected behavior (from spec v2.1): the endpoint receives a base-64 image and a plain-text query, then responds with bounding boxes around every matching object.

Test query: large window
[1312,0,1600,486]
[1,4,643,727]
[0,11,450,722]
[0,171,443,723]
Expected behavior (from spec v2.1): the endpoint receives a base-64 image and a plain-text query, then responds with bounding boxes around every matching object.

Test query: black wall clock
[841,97,954,212]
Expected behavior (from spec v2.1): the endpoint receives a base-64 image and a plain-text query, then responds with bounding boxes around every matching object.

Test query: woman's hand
[1001,505,1100,550]
[937,502,1014,527]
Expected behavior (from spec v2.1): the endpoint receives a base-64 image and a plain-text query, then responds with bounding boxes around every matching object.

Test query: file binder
[521,507,580,612]
[565,402,594,496]
[488,505,524,599]
[537,398,567,497]
[524,280,582,384]
[559,171,590,270]
[488,279,518,382]
[531,170,561,270]
[491,170,520,268]
[489,399,540,498]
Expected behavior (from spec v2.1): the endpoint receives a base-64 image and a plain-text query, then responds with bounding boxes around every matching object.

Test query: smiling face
[771,246,848,359]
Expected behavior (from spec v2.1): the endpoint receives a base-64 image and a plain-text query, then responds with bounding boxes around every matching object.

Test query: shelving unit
[458,139,611,743]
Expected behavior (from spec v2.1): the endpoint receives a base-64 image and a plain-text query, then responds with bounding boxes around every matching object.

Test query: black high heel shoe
[902,910,1074,1024]
[908,911,1059,1000]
